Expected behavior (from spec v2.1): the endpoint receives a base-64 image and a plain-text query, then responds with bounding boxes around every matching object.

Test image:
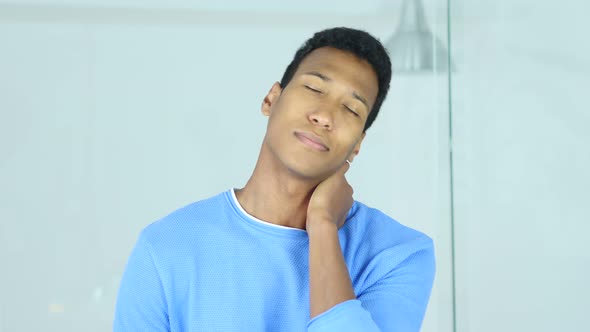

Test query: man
[113,27,435,331]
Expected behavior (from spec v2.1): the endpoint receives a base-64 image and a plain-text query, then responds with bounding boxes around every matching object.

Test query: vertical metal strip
[446,0,458,331]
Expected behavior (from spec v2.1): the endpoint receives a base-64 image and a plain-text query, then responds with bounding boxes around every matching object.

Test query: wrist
[306,217,337,235]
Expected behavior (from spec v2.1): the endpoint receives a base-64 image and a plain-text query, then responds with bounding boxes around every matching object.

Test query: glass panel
[451,1,590,331]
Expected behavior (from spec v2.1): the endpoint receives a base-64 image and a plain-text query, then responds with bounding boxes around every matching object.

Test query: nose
[308,110,333,130]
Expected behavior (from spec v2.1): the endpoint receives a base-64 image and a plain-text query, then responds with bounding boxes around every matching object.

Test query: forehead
[294,47,379,105]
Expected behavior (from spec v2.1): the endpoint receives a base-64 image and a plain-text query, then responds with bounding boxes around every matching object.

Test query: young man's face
[261,46,379,180]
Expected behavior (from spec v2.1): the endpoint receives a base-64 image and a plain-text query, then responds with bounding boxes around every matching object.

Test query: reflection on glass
[385,0,452,73]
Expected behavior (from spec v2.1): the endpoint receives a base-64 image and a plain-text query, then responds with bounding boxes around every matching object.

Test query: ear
[347,132,366,163]
[261,82,283,116]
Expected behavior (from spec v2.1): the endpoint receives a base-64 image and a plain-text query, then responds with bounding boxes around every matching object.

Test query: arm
[307,225,435,332]
[306,161,435,331]
[113,232,170,331]
[308,221,356,319]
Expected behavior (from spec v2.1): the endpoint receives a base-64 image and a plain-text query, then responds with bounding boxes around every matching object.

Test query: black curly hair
[279,27,392,133]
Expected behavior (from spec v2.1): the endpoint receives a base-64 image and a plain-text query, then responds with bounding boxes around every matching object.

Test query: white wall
[0,1,454,331]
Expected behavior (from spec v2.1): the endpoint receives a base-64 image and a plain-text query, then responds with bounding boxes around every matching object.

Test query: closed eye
[344,105,359,117]
[304,85,323,93]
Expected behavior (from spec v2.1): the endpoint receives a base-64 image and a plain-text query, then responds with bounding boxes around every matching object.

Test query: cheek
[271,94,298,116]
[332,135,359,157]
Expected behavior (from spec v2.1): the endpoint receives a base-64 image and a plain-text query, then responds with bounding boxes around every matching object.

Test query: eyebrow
[303,71,370,111]
[304,71,332,82]
[352,91,369,111]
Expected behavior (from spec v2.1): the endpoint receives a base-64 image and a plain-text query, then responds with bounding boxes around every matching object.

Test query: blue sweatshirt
[113,189,435,331]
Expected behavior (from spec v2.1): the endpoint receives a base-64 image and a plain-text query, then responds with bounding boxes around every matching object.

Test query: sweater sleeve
[113,232,170,332]
[307,238,436,332]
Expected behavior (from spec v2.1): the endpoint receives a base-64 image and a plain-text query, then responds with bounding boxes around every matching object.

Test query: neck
[235,145,322,231]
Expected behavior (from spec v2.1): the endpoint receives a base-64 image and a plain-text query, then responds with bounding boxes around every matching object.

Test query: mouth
[294,131,329,152]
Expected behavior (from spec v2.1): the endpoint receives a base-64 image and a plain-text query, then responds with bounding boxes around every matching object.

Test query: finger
[340,159,351,174]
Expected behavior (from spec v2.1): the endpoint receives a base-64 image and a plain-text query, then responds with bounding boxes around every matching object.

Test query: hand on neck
[235,153,329,231]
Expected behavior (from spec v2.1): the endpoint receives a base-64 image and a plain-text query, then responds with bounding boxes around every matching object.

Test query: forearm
[308,220,356,319]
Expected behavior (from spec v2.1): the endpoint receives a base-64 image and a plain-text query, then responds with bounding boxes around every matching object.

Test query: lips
[294,131,329,152]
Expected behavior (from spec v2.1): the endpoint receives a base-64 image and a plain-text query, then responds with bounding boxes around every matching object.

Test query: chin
[286,159,333,180]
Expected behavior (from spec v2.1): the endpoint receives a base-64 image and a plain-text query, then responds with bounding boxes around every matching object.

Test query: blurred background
[0,0,588,331]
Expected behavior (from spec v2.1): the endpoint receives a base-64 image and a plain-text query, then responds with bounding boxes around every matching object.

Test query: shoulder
[139,190,230,248]
[343,201,435,290]
[344,200,434,257]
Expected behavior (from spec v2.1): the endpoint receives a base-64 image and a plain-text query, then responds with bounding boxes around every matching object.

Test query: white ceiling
[0,0,389,14]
